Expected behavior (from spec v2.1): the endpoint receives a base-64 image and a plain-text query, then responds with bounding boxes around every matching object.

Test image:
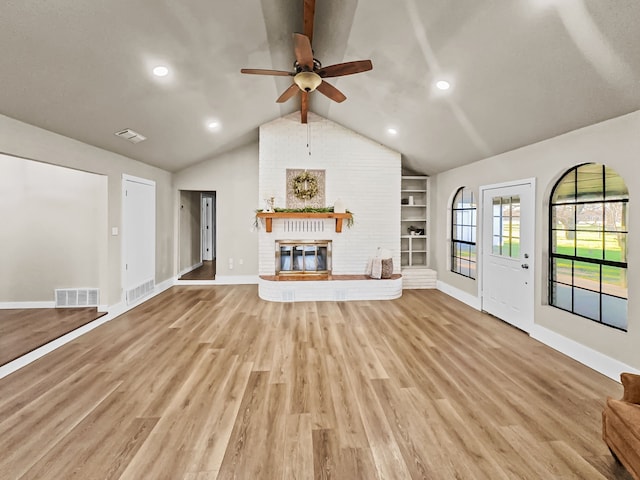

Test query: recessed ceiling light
[436,80,451,90]
[387,127,398,135]
[152,65,169,77]
[207,121,220,131]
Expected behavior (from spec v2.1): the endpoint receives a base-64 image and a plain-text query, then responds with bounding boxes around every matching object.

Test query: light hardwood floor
[179,260,216,280]
[0,286,631,479]
[0,307,104,366]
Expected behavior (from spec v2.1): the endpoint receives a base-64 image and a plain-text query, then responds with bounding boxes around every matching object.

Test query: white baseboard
[0,301,56,309]
[437,280,638,381]
[175,274,259,286]
[178,261,204,277]
[531,325,640,382]
[436,280,481,310]
[0,277,175,380]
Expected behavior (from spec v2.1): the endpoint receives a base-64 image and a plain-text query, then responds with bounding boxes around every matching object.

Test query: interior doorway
[178,190,216,280]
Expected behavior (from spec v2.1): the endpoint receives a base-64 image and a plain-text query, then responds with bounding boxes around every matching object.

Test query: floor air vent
[55,288,100,307]
[126,279,155,305]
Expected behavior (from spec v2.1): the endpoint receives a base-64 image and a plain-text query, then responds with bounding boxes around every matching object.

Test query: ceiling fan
[241,0,373,123]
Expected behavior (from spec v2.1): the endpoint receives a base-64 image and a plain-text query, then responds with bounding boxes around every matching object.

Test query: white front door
[481,180,535,332]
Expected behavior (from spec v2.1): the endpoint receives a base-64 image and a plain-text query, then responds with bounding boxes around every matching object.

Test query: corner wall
[433,110,640,370]
[173,142,259,280]
[0,153,107,303]
[0,114,174,306]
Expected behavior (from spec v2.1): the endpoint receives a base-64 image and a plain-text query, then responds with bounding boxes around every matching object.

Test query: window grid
[451,187,477,279]
[549,163,628,331]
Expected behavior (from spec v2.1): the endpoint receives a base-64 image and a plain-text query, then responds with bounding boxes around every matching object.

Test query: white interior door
[122,175,155,303]
[201,195,213,261]
[481,180,535,332]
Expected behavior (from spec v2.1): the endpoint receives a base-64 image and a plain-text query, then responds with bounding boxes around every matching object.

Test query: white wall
[173,143,259,278]
[434,110,640,370]
[0,114,174,306]
[259,113,401,275]
[178,190,202,274]
[0,153,107,303]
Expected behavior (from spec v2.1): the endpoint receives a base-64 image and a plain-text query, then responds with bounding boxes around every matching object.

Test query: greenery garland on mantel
[255,206,354,228]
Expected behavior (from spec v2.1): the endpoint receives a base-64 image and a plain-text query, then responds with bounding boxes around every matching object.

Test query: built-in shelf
[401,176,429,268]
[256,212,353,233]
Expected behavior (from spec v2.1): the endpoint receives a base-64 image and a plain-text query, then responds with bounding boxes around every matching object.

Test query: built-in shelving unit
[401,176,429,267]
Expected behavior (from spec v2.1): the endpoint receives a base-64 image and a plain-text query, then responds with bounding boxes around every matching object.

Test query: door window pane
[491,195,520,259]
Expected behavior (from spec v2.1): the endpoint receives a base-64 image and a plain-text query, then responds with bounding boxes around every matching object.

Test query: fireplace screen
[276,240,332,275]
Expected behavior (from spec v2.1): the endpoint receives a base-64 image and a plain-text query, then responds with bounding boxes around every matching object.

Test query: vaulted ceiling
[2,1,639,175]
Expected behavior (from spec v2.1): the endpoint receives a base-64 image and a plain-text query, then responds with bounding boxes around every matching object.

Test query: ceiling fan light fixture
[294,71,322,92]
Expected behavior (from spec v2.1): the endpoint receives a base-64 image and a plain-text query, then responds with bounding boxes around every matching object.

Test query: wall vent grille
[55,288,100,307]
[281,290,295,302]
[126,279,155,305]
[283,220,324,233]
[114,128,147,144]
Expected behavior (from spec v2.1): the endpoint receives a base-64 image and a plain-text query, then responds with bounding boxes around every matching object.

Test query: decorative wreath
[292,171,319,200]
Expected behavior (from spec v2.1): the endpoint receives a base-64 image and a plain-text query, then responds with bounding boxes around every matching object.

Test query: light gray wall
[178,190,202,273]
[0,114,174,306]
[433,110,640,369]
[174,143,259,277]
[0,154,107,302]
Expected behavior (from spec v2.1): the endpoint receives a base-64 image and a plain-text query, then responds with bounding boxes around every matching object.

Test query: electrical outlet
[239,258,244,265]
[228,258,234,270]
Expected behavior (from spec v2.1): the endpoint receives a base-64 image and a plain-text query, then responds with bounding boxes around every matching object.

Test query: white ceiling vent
[114,128,147,144]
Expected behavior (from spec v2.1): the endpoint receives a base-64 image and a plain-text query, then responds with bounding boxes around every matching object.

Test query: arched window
[451,187,477,279]
[549,163,628,330]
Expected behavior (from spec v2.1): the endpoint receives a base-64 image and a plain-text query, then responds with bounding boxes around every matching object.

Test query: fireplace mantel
[256,212,352,233]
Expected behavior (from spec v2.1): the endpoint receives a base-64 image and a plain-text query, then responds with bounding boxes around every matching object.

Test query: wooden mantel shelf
[256,212,352,233]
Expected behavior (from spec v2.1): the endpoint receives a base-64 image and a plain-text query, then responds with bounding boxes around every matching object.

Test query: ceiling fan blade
[316,81,346,103]
[301,91,309,124]
[303,0,316,44]
[293,33,314,70]
[276,84,300,103]
[317,60,373,78]
[241,68,292,76]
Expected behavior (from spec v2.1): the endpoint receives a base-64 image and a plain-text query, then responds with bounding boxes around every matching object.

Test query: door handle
[521,264,529,269]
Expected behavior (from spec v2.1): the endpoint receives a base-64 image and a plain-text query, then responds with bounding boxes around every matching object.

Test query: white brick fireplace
[257,112,401,301]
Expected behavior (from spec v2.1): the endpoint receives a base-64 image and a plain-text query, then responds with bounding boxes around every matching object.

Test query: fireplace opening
[276,240,332,275]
